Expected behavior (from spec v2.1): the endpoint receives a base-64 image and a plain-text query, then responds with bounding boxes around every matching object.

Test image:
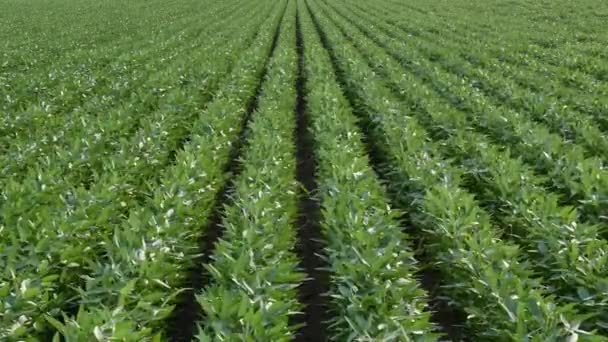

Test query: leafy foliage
[1,0,607,340]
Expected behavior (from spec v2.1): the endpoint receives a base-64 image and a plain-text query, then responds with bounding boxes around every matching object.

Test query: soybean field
[1,0,607,340]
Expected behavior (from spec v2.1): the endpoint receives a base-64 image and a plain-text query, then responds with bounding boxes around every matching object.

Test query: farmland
[1,0,607,340]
